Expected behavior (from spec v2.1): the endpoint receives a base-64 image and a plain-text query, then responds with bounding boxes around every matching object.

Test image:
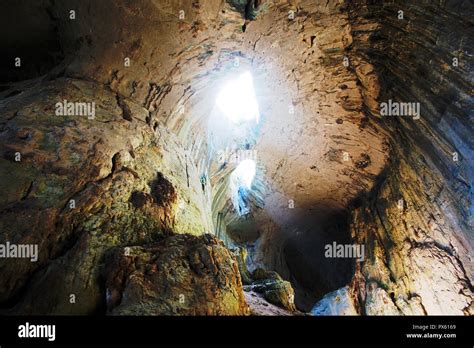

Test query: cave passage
[0,0,472,317]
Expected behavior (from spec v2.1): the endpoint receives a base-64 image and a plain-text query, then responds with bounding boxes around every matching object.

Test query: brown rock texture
[244,290,296,316]
[0,0,472,316]
[0,78,212,314]
[104,233,250,315]
[246,267,296,312]
[346,0,473,315]
[350,153,473,315]
[233,247,298,312]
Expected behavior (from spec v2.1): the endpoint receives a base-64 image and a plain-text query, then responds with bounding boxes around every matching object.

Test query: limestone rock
[349,155,473,315]
[231,247,253,285]
[0,78,212,314]
[104,234,250,315]
[310,286,358,316]
[243,268,296,312]
[0,0,472,317]
[244,290,295,316]
[365,283,400,316]
[346,0,473,316]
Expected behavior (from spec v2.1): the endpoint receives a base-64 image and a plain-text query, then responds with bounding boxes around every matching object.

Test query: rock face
[4,0,389,308]
[0,78,213,314]
[245,268,296,312]
[244,291,295,316]
[346,0,474,315]
[0,0,472,316]
[349,154,473,315]
[310,286,358,316]
[105,234,250,315]
[233,247,297,312]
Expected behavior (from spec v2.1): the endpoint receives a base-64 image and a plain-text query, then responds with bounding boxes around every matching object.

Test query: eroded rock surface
[310,286,358,316]
[346,0,473,316]
[350,155,473,315]
[0,0,472,316]
[233,247,297,312]
[244,290,296,316]
[0,78,212,314]
[247,268,296,312]
[105,234,250,315]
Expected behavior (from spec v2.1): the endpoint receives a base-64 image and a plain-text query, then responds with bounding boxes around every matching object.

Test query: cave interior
[0,0,472,316]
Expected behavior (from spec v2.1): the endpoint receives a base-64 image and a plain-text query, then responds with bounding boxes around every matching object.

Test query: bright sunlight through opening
[230,159,256,216]
[216,72,260,124]
[233,159,256,189]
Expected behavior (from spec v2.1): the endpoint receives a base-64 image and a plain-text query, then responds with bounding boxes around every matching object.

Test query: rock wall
[0,78,213,314]
[346,0,473,315]
[105,234,250,315]
[350,152,473,315]
[0,0,472,316]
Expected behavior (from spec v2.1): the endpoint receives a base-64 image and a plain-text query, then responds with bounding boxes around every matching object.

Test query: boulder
[243,268,296,312]
[310,286,358,316]
[104,234,250,315]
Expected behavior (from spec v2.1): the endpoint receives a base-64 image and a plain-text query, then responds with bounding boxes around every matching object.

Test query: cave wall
[105,233,250,315]
[346,0,473,315]
[0,0,64,82]
[0,78,213,314]
[0,0,472,316]
[33,0,391,309]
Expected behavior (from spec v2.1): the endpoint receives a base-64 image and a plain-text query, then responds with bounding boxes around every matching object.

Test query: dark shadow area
[283,210,355,312]
[0,0,64,84]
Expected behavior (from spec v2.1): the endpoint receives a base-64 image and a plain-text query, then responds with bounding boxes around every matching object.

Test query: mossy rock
[231,247,252,285]
[252,267,282,281]
[248,268,296,311]
[262,280,296,312]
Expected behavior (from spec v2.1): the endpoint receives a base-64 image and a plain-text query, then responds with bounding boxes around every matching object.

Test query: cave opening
[230,159,256,216]
[206,67,358,310]
[216,71,260,125]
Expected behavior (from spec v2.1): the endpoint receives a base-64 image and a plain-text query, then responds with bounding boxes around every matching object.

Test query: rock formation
[346,0,473,316]
[105,234,250,315]
[0,0,472,316]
